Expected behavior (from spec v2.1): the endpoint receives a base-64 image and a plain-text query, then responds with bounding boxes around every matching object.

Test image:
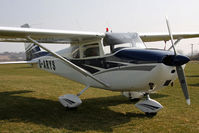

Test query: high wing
[139,32,199,42]
[1,27,199,43]
[0,27,104,44]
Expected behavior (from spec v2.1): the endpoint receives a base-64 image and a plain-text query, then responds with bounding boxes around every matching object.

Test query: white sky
[0,0,199,55]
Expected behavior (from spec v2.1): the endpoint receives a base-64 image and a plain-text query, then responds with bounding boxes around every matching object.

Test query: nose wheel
[135,93,163,115]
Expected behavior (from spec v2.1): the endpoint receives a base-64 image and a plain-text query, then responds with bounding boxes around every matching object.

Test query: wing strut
[26,36,110,88]
[168,38,182,51]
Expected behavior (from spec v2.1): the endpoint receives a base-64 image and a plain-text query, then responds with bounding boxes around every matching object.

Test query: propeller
[165,17,190,105]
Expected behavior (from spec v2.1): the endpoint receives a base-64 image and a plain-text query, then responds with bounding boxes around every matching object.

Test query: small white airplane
[0,18,197,115]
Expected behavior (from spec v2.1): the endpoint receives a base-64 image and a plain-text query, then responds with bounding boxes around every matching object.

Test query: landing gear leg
[59,86,90,109]
[121,91,144,102]
[77,86,90,96]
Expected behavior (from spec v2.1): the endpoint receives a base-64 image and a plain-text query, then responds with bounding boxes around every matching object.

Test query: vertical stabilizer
[21,24,42,61]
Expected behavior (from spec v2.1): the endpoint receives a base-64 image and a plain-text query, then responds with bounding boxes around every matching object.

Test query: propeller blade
[176,66,190,105]
[165,17,177,55]
[165,17,190,105]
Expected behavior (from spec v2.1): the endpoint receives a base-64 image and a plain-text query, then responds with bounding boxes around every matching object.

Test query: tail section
[24,42,49,61]
[24,43,41,61]
[21,24,48,61]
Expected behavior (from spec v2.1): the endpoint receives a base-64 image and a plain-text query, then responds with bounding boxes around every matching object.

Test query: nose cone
[173,55,190,66]
[163,55,190,66]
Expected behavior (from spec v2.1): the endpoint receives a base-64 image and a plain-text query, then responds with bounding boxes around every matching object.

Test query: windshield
[103,33,146,54]
[103,32,146,48]
[130,33,146,48]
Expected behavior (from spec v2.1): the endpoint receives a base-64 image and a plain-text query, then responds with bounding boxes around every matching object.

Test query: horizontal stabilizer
[0,60,37,65]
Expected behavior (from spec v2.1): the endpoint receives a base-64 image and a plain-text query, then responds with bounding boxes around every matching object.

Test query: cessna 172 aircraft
[0,18,197,115]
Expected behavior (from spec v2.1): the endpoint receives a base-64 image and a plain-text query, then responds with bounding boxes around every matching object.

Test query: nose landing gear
[135,93,163,116]
[134,82,163,116]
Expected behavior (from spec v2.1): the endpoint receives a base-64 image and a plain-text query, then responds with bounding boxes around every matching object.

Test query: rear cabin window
[71,46,80,58]
[83,43,100,58]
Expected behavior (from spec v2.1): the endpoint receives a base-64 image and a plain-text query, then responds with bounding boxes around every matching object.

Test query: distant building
[0,52,26,61]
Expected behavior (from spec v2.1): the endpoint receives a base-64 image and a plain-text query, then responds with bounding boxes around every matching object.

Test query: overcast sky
[1,0,199,55]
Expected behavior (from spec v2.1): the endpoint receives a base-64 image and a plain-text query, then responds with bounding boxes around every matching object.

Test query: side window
[83,43,100,58]
[84,47,99,57]
[71,46,80,58]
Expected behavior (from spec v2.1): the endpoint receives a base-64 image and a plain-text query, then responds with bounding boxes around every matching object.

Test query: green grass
[0,62,199,133]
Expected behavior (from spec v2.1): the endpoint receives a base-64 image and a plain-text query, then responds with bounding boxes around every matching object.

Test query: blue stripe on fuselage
[114,48,174,63]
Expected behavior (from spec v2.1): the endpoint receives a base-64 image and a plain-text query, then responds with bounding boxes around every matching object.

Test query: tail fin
[21,24,47,61]
[24,43,41,61]
[25,43,49,61]
[21,24,39,61]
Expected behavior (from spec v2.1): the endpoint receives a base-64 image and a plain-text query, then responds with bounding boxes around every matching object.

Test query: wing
[1,26,199,43]
[0,27,105,44]
[139,32,199,42]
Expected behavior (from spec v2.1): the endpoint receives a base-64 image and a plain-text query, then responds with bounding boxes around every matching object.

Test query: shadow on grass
[189,83,199,87]
[0,90,166,132]
[187,75,199,78]
[15,66,33,69]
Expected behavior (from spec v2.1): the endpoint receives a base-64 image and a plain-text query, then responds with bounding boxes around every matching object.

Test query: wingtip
[186,99,191,105]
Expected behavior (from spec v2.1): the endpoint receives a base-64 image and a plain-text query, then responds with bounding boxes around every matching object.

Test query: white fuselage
[34,50,178,93]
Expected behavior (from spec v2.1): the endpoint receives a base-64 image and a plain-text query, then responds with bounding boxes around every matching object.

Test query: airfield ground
[0,62,199,133]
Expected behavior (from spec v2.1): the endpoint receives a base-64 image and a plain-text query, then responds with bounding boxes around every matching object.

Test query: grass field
[0,62,199,133]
